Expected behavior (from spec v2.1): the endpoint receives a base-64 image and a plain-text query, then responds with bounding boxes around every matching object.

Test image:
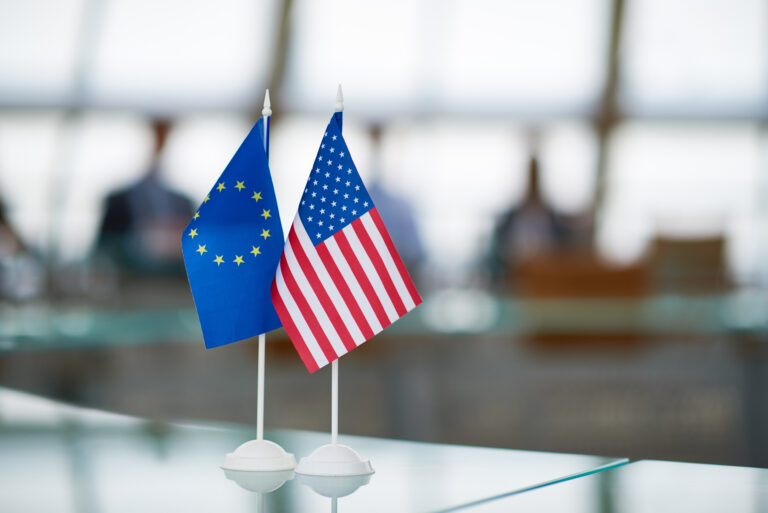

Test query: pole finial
[334,84,344,112]
[262,89,272,117]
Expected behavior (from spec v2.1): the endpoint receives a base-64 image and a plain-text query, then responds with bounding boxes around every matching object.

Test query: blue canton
[297,114,373,245]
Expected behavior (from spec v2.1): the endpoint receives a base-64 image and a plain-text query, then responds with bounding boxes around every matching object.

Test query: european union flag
[182,118,283,348]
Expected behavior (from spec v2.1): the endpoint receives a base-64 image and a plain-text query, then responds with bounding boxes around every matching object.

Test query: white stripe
[274,262,328,367]
[284,227,345,357]
[343,223,399,323]
[360,213,416,311]
[324,236,383,334]
[294,220,366,345]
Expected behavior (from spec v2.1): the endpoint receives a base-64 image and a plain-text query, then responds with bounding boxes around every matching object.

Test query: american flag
[271,113,421,372]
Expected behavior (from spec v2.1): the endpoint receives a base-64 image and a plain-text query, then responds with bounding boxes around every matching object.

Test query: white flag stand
[295,86,374,478]
[221,91,296,474]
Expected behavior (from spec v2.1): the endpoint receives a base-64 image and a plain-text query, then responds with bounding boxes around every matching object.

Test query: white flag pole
[330,84,343,447]
[294,86,372,478]
[256,90,272,443]
[257,333,266,441]
[220,89,296,475]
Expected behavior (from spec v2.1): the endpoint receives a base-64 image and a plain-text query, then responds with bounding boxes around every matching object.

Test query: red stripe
[316,242,375,341]
[334,228,391,331]
[279,249,338,362]
[271,272,319,373]
[368,207,422,306]
[288,230,356,352]
[352,219,407,317]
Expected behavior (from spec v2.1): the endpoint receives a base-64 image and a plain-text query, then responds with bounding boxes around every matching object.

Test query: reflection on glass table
[0,387,626,512]
[469,459,768,513]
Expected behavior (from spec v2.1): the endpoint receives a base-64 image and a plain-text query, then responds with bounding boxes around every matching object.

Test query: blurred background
[0,0,767,469]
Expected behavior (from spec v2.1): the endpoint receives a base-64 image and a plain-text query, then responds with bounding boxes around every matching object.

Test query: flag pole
[220,89,296,475]
[293,85,372,477]
[256,90,272,442]
[331,84,343,447]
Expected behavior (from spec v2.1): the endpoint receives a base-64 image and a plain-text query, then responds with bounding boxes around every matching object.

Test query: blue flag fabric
[182,118,283,349]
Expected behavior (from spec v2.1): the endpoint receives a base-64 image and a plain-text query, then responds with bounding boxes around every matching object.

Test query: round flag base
[221,439,296,472]
[297,473,372,498]
[295,443,374,477]
[222,468,295,493]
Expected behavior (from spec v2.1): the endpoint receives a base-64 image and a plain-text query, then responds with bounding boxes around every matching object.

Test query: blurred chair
[647,236,730,294]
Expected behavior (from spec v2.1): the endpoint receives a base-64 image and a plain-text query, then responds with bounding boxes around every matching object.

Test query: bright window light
[621,0,768,114]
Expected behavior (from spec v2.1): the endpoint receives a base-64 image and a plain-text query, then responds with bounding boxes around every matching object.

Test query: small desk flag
[182,118,283,349]
[271,113,422,372]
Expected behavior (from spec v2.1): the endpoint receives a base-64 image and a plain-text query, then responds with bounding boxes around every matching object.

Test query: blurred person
[0,200,22,256]
[365,124,425,282]
[96,119,193,275]
[0,199,44,301]
[488,131,574,288]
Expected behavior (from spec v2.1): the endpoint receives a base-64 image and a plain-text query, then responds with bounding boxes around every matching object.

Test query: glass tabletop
[0,387,626,512]
[467,459,768,512]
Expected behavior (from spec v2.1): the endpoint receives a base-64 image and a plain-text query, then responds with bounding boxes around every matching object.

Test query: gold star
[188,228,198,238]
[260,229,270,240]
[196,244,207,255]
[235,181,246,191]
[250,245,261,257]
[193,212,200,220]
[261,209,271,220]
[251,191,262,202]
[216,182,226,192]
[213,255,225,266]
[203,195,210,203]
[233,255,245,266]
